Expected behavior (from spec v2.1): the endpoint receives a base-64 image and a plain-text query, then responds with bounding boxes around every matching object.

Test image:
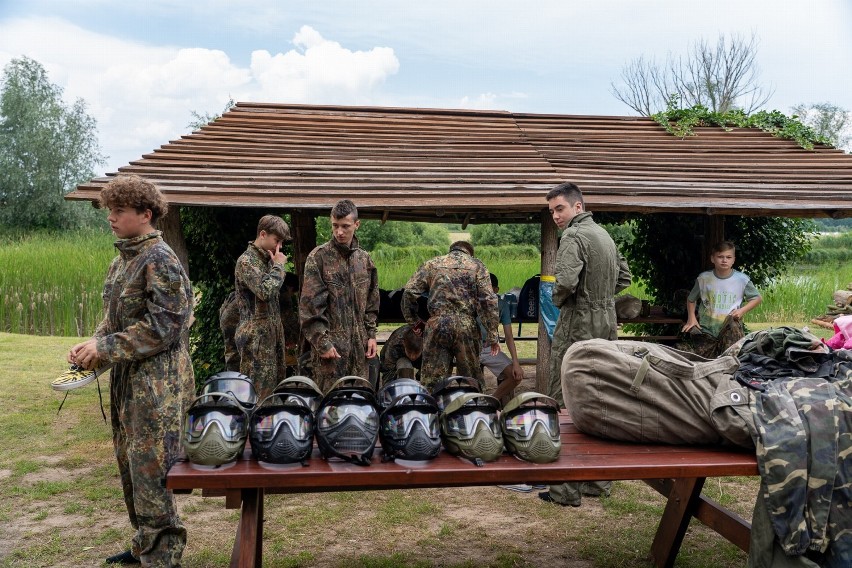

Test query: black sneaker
[537,491,580,507]
[105,550,140,564]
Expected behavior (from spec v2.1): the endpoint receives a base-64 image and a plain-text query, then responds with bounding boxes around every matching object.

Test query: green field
[1,229,849,336]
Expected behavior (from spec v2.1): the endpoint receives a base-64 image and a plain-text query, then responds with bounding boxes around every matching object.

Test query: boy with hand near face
[235,214,291,399]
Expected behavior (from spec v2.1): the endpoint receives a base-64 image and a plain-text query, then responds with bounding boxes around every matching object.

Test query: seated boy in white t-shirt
[681,240,762,358]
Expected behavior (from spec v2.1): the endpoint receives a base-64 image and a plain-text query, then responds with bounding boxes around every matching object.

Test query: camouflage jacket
[94,231,193,363]
[299,236,379,355]
[552,212,631,342]
[235,242,285,324]
[402,249,498,344]
[94,231,194,417]
[741,329,852,562]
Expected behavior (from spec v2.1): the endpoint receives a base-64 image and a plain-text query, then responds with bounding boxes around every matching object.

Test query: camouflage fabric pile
[733,328,852,567]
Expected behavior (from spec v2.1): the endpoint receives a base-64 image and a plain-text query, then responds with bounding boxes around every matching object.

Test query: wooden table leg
[230,488,264,568]
[649,477,705,568]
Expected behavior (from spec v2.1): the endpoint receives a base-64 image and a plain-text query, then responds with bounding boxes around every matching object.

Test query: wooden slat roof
[68,102,852,223]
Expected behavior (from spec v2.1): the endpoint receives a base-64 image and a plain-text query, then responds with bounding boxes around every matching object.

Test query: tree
[0,57,104,230]
[470,223,540,249]
[791,102,851,151]
[188,97,235,130]
[315,217,448,250]
[611,33,772,116]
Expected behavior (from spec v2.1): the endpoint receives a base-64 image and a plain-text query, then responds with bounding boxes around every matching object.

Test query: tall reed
[0,229,115,336]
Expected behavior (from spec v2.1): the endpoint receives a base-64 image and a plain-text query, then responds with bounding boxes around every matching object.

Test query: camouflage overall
[299,236,379,392]
[94,231,194,567]
[218,291,240,372]
[234,242,286,399]
[548,212,631,506]
[402,249,498,387]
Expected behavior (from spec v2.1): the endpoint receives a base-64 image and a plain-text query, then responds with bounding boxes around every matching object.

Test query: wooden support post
[159,206,190,277]
[291,210,317,288]
[702,216,725,270]
[537,210,558,395]
[649,477,706,568]
[230,488,263,568]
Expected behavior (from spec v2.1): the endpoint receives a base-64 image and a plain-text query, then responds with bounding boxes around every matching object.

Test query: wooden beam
[381,210,390,224]
[159,206,190,276]
[702,216,726,270]
[291,210,317,289]
[461,212,472,229]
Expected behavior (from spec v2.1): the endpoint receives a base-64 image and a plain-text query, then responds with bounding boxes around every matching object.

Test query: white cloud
[458,92,528,111]
[250,26,399,103]
[0,18,399,174]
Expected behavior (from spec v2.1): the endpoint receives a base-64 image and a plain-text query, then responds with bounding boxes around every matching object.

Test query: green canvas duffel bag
[562,338,755,449]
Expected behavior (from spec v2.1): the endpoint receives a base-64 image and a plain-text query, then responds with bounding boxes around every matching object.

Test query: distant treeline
[802,232,852,264]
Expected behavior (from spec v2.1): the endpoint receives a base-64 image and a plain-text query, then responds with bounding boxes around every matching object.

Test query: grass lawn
[0,332,767,568]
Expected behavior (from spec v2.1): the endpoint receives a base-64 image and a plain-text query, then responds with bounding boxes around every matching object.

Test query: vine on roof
[651,95,832,150]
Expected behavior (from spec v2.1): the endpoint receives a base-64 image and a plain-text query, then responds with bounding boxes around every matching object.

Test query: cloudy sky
[1,0,850,175]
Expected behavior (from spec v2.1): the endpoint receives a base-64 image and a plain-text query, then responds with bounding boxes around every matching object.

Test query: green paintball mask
[501,392,562,464]
[440,393,503,466]
[183,392,249,466]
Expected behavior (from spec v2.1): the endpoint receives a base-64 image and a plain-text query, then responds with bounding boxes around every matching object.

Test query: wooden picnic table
[166,412,757,568]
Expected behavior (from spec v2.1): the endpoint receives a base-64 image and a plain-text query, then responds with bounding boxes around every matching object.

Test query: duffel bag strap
[631,356,651,393]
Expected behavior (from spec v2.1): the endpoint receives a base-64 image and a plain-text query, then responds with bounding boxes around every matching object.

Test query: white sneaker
[498,484,533,493]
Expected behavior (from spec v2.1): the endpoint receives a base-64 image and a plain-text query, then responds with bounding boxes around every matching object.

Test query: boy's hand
[319,346,341,359]
[730,308,745,320]
[681,320,700,333]
[365,338,377,358]
[270,244,287,265]
[68,339,101,370]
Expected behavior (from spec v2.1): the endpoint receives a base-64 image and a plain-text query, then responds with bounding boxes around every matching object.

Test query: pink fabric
[823,315,852,350]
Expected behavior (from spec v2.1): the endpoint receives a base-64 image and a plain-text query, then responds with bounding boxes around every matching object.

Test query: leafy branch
[652,95,833,150]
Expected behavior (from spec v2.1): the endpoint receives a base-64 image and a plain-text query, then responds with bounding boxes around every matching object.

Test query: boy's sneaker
[498,484,533,493]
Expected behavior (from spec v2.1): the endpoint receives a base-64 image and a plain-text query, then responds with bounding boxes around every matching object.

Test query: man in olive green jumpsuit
[69,175,194,567]
[540,182,631,507]
[299,200,380,392]
[234,215,291,399]
[402,241,499,388]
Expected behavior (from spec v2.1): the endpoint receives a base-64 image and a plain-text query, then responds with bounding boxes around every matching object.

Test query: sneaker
[498,484,533,493]
[105,550,140,565]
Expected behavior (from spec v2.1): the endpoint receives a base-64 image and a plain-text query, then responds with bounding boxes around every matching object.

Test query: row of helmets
[182,371,563,468]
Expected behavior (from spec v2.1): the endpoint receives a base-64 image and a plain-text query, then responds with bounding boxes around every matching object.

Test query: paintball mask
[273,375,324,414]
[430,375,482,413]
[249,394,316,465]
[201,371,258,411]
[440,393,504,466]
[315,381,379,466]
[378,377,428,411]
[183,392,249,466]
[501,392,562,464]
[379,392,442,462]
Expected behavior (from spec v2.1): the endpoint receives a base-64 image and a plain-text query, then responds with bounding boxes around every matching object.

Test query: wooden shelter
[67,102,852,389]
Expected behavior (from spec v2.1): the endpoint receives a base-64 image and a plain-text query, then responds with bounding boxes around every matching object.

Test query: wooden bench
[167,412,757,568]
